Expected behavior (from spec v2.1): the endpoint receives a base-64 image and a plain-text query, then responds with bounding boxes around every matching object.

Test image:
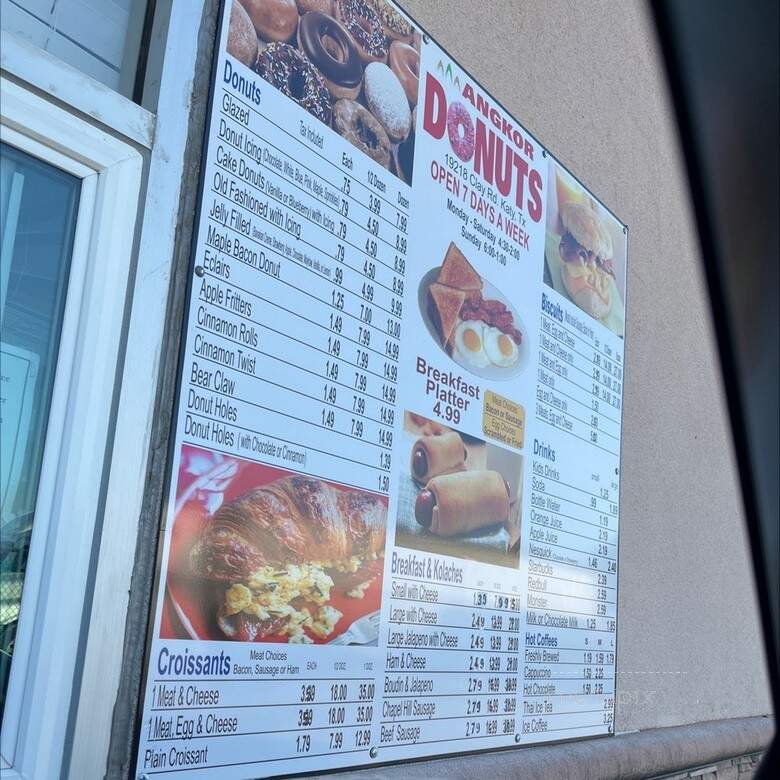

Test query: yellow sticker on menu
[482,391,525,449]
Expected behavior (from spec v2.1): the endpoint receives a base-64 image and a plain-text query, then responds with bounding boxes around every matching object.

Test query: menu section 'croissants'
[190,475,387,580]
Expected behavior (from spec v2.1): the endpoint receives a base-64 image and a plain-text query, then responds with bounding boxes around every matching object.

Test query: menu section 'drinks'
[135,1,626,777]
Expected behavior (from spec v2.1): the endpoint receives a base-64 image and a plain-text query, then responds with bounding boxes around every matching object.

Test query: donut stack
[226,0,421,183]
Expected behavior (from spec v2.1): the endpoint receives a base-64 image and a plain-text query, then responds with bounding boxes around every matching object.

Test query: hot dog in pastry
[410,431,467,485]
[415,470,510,537]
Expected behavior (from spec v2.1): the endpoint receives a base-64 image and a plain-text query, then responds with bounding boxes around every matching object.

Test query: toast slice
[429,282,466,346]
[437,242,483,291]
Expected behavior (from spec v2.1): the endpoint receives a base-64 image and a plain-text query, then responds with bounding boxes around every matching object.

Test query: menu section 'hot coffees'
[136,1,626,776]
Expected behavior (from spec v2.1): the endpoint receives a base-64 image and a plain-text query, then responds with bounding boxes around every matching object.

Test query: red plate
[160,446,385,645]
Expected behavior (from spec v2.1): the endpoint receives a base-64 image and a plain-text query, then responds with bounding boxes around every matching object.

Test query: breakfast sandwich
[558,201,614,320]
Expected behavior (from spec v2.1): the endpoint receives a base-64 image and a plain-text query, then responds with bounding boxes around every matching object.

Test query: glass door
[0,141,80,717]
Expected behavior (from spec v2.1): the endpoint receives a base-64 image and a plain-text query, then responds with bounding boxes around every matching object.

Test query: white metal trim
[0,29,154,150]
[66,2,210,777]
[0,74,143,780]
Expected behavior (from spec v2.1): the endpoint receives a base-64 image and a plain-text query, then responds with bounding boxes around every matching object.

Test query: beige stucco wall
[401,0,771,733]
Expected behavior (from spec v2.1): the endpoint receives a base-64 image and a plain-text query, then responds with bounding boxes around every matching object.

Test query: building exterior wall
[0,1,773,778]
[399,0,772,733]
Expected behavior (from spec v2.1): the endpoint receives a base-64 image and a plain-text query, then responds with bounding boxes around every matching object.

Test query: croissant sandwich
[189,475,386,643]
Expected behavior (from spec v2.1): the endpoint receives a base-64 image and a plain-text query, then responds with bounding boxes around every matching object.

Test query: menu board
[136,1,625,776]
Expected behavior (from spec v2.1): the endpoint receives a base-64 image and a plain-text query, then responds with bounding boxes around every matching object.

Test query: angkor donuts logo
[435,58,462,91]
[422,69,543,222]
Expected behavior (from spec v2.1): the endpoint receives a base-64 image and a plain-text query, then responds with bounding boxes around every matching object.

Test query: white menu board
[136,1,625,776]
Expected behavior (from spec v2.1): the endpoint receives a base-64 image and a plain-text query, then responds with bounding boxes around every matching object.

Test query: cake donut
[241,0,298,43]
[334,0,388,64]
[227,0,259,68]
[388,40,419,105]
[295,0,332,13]
[333,99,391,170]
[369,0,413,42]
[363,62,411,142]
[256,42,332,124]
[298,12,363,100]
[447,101,475,162]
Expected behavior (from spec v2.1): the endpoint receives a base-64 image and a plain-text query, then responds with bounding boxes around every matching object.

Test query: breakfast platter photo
[543,161,627,337]
[418,242,530,380]
[161,445,387,646]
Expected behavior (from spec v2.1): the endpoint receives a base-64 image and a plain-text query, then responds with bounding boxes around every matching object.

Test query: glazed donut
[447,101,475,162]
[363,61,411,142]
[369,0,413,42]
[333,99,391,170]
[256,42,332,124]
[241,0,298,42]
[295,0,332,12]
[334,0,388,64]
[388,41,419,105]
[227,0,259,68]
[298,12,363,100]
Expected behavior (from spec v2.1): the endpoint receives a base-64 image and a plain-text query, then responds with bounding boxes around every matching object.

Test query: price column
[522,457,618,740]
[536,309,622,457]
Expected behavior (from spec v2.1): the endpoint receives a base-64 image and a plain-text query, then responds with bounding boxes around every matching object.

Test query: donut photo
[225,0,421,184]
[543,159,627,336]
[394,412,523,568]
[162,445,387,646]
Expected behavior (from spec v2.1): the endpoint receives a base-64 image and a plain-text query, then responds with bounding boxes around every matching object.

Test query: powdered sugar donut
[447,101,475,162]
[363,62,411,142]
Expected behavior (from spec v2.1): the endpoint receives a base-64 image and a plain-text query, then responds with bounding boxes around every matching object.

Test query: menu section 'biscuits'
[135,2,626,777]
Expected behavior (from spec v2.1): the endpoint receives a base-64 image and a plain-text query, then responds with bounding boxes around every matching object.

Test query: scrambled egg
[346,581,371,599]
[309,606,343,638]
[223,563,344,642]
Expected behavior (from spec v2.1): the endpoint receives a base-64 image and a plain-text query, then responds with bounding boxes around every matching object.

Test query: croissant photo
[163,447,387,645]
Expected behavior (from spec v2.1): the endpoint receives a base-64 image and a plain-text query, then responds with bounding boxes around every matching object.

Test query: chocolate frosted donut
[334,0,388,64]
[256,42,332,124]
[298,12,363,100]
[333,99,391,169]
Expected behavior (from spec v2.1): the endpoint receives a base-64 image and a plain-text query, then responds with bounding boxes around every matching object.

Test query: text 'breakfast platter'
[136,1,626,777]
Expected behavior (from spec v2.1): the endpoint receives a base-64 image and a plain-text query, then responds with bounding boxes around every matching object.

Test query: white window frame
[0,74,143,780]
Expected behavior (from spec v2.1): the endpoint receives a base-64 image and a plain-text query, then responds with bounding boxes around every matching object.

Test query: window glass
[1,0,148,98]
[0,142,80,716]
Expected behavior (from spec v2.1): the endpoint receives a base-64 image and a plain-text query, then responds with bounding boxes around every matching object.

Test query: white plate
[417,267,530,381]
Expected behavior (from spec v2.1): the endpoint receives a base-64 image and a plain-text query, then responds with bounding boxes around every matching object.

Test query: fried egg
[484,325,519,368]
[452,320,490,368]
